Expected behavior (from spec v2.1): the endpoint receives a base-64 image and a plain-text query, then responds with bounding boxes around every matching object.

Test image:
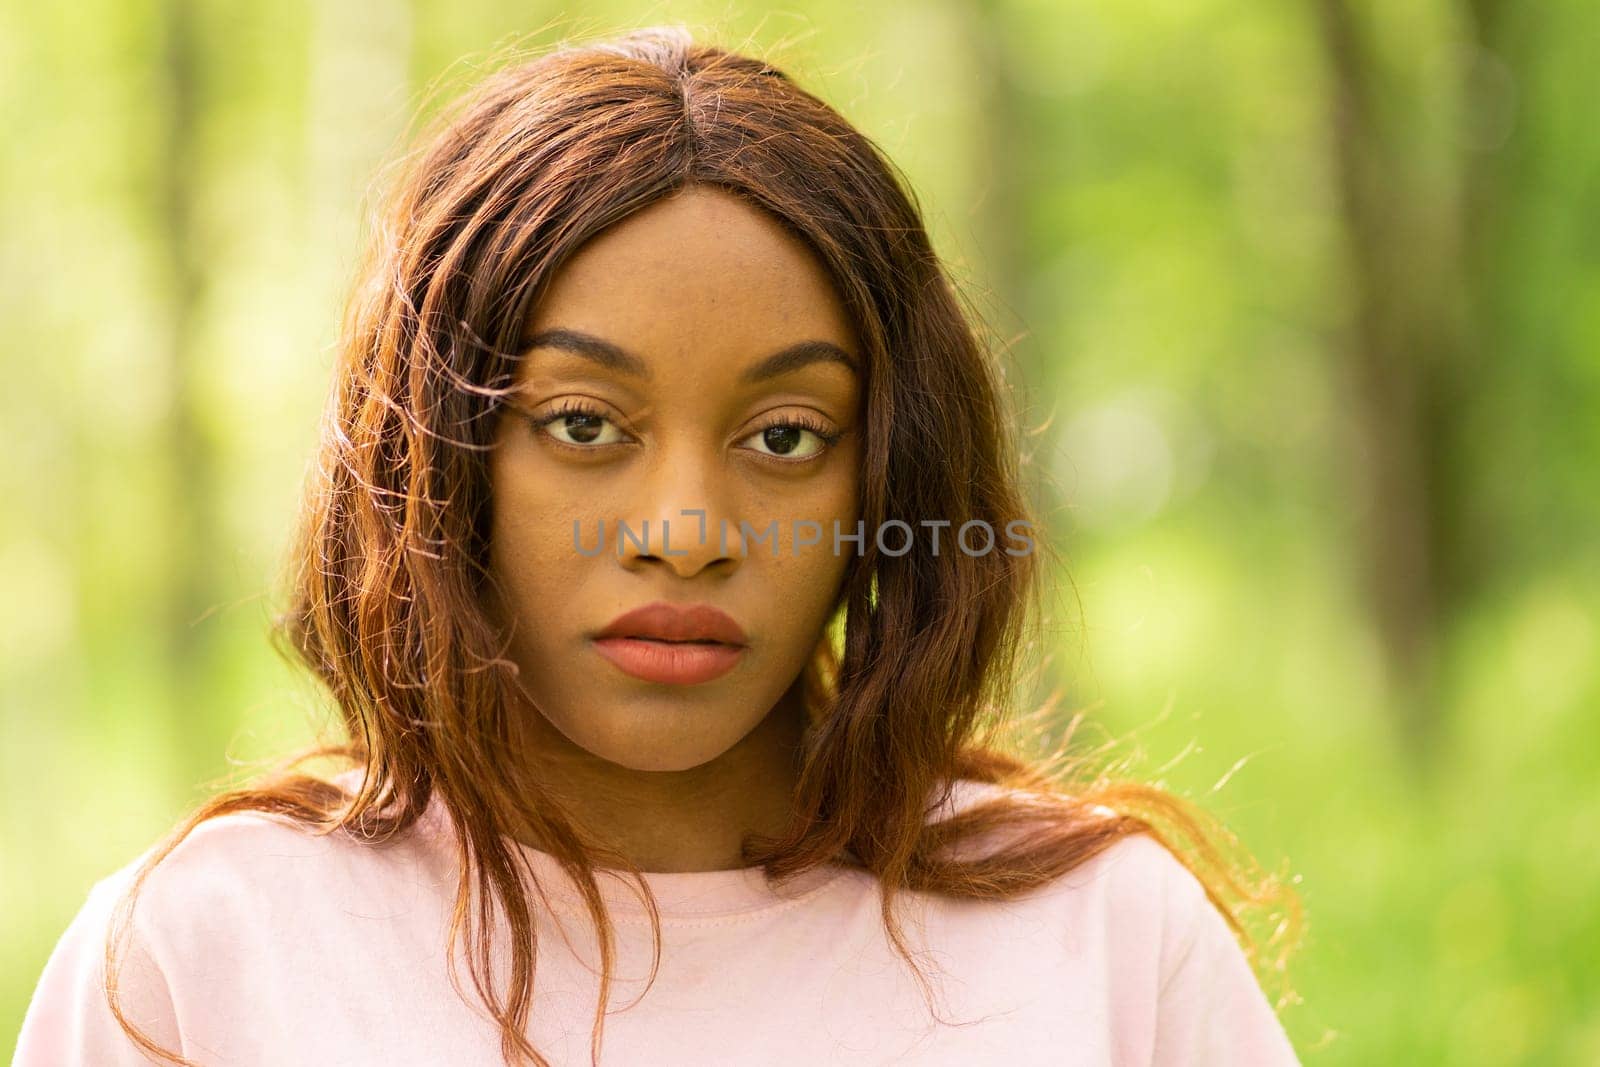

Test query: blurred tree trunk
[1313,0,1508,770]
[1314,0,1447,770]
[964,1,1030,377]
[959,1,1072,717]
[156,0,219,787]
[1447,0,1512,590]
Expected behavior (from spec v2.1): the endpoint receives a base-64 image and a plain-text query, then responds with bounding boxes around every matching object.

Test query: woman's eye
[536,406,628,448]
[741,421,838,461]
[534,405,839,460]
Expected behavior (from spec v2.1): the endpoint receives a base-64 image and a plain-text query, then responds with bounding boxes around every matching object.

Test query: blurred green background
[3,1,1597,1063]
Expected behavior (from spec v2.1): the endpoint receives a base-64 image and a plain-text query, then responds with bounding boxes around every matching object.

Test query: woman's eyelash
[535,399,608,428]
[755,413,843,446]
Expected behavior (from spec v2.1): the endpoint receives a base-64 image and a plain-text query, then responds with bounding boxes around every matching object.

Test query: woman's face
[486,185,862,774]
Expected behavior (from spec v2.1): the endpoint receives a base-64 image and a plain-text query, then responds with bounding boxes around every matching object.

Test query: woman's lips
[591,636,746,685]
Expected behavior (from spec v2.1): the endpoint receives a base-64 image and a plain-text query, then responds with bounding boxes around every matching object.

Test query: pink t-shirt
[14,777,1300,1065]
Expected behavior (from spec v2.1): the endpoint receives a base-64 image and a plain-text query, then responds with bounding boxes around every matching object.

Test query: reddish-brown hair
[106,26,1303,1066]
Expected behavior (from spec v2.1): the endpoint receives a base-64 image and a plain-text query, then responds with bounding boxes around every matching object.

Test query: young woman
[16,26,1303,1066]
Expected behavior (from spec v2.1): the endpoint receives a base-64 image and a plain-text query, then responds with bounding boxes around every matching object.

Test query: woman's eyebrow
[741,340,858,384]
[522,328,858,383]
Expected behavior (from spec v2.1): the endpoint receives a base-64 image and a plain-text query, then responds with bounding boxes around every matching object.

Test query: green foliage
[2,1,1595,1062]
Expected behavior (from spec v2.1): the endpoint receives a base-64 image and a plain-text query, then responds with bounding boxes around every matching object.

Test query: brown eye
[534,403,628,448]
[762,425,806,455]
[740,417,842,461]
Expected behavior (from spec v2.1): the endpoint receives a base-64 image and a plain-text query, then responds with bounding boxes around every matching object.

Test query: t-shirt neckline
[503,840,852,921]
[393,773,853,922]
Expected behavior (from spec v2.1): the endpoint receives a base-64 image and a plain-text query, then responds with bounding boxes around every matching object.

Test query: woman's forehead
[524,187,860,353]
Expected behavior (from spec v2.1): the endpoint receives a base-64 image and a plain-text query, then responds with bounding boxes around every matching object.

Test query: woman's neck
[507,683,810,873]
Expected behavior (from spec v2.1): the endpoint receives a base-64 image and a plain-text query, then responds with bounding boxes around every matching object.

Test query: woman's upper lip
[594,601,749,646]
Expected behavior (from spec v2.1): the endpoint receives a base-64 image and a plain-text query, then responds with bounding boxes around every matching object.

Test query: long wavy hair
[105,25,1304,1067]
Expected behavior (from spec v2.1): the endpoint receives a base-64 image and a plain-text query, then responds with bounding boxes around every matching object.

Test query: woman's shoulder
[15,782,453,1064]
[91,780,448,950]
[928,777,1215,952]
[931,776,1197,880]
[923,778,1298,1061]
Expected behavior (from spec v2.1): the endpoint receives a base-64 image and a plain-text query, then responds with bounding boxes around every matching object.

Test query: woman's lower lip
[591,637,746,685]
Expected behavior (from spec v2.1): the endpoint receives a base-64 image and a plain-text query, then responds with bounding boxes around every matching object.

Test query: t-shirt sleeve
[13,867,186,1066]
[1150,859,1301,1066]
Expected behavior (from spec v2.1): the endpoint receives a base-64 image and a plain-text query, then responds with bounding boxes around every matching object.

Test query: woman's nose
[619,442,741,576]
